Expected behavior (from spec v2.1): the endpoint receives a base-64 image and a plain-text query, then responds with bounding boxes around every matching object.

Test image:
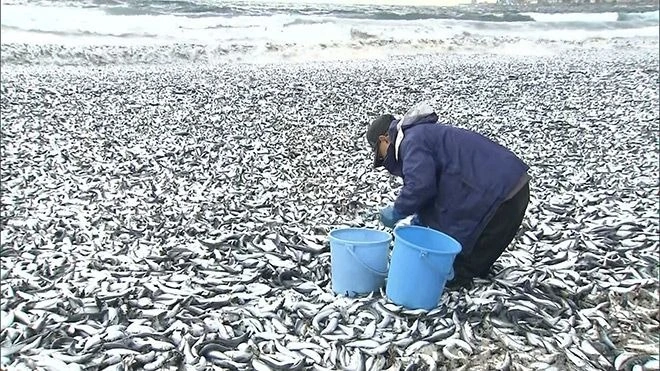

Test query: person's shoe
[445,276,474,290]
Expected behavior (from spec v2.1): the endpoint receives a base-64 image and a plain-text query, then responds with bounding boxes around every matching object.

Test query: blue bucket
[329,228,392,297]
[386,225,462,310]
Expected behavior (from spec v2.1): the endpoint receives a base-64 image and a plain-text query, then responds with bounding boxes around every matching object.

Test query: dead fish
[1,53,658,371]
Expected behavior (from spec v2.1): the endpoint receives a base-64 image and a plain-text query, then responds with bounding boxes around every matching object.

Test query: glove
[379,205,405,228]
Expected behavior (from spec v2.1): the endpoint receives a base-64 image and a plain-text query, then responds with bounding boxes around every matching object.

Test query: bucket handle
[347,244,388,277]
[419,250,455,281]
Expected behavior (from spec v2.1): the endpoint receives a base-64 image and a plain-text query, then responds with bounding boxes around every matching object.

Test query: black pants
[453,181,530,280]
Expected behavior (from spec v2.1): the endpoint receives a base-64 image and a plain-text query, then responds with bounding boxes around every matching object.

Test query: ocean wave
[95,4,537,22]
[0,25,160,38]
[525,11,619,22]
[526,10,659,23]
[283,18,333,27]
[1,0,658,57]
[2,0,658,36]
[100,0,237,17]
[193,23,259,30]
[617,10,660,22]
[93,1,660,25]
[101,6,161,16]
[336,11,535,22]
[3,0,659,21]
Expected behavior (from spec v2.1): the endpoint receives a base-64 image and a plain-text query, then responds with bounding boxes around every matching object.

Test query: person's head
[367,114,395,168]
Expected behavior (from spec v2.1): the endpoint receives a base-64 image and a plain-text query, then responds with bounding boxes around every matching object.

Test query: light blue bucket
[386,225,462,310]
[329,228,392,297]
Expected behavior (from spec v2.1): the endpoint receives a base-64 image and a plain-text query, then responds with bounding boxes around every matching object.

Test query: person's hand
[379,205,404,228]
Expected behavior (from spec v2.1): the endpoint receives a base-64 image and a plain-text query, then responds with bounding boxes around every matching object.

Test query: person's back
[400,122,528,254]
[368,104,531,288]
[404,122,528,200]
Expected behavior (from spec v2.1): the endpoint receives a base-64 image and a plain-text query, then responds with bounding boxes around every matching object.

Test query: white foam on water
[1,1,658,65]
[3,3,658,45]
[618,10,659,22]
[524,11,619,23]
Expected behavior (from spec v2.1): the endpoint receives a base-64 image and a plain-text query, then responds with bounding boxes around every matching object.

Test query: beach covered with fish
[1,0,659,370]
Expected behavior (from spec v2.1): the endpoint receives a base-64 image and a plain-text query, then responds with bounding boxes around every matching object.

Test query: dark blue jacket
[382,110,529,255]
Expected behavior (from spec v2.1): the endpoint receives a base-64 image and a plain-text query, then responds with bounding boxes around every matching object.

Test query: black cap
[367,114,395,168]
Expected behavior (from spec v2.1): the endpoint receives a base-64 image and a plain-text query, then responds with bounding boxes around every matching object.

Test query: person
[366,102,530,289]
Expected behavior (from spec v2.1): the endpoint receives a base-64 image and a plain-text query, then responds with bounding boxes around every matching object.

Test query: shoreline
[1,36,658,69]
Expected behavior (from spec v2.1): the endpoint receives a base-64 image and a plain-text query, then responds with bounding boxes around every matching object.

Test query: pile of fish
[1,50,658,371]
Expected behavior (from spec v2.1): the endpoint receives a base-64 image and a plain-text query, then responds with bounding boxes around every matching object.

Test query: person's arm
[393,139,438,216]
